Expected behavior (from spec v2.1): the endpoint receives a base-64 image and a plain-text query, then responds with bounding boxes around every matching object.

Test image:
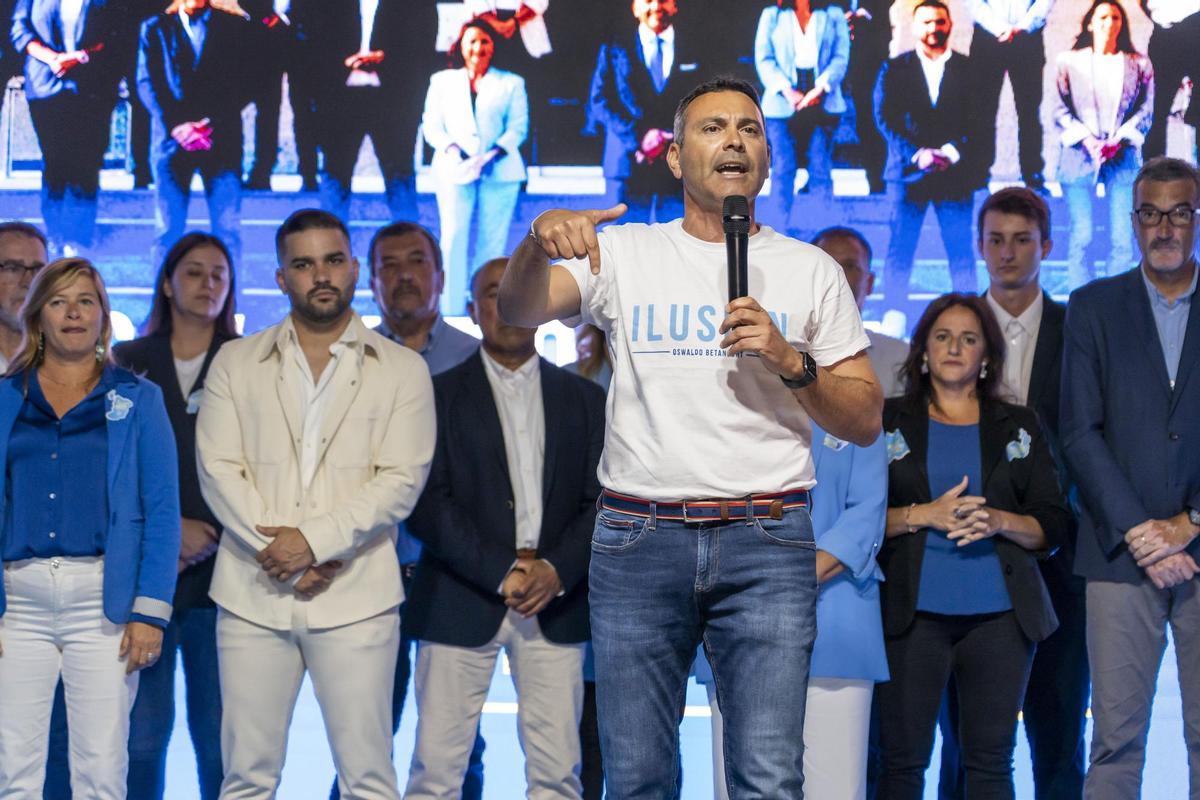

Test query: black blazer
[880,395,1072,643]
[113,330,236,612]
[405,352,606,647]
[873,50,987,194]
[136,10,258,166]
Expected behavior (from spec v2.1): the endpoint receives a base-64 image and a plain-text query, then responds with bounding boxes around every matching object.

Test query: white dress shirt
[916,47,951,106]
[280,319,356,490]
[638,23,675,80]
[59,0,85,51]
[358,0,380,52]
[791,12,820,70]
[481,348,545,551]
[987,290,1043,405]
[179,8,209,60]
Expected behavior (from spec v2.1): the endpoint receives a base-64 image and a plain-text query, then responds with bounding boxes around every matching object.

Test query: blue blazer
[1063,267,1200,583]
[0,369,181,626]
[754,5,850,118]
[10,0,131,101]
[697,423,889,684]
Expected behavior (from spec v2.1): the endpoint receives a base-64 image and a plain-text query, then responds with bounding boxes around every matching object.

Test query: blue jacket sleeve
[10,0,38,56]
[589,42,638,150]
[815,435,887,583]
[132,381,181,626]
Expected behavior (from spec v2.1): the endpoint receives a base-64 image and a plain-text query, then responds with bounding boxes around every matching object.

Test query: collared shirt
[2,368,111,561]
[278,317,359,490]
[965,0,1054,36]
[358,0,380,52]
[791,11,820,70]
[1142,265,1198,389]
[916,46,952,106]
[481,348,544,551]
[637,23,675,80]
[179,8,210,61]
[375,316,480,377]
[987,290,1043,404]
[1144,0,1200,28]
[60,0,85,51]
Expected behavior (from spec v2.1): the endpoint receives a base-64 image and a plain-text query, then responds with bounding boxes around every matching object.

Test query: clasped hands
[915,147,953,173]
[1083,135,1125,164]
[783,85,825,112]
[171,118,213,152]
[254,524,341,599]
[925,476,1002,547]
[501,558,562,617]
[636,128,673,164]
[1124,514,1200,589]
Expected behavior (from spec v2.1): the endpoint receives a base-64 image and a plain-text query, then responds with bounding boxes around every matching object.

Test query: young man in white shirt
[499,76,882,799]
[196,209,435,799]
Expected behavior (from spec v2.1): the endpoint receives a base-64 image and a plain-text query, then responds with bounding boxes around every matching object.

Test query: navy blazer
[873,50,987,194]
[881,396,1071,642]
[136,10,257,166]
[1062,267,1200,582]
[10,0,131,100]
[114,331,235,612]
[405,352,605,648]
[588,26,702,180]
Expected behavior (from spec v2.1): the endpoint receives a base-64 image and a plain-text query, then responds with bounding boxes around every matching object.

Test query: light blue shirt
[1141,263,1198,389]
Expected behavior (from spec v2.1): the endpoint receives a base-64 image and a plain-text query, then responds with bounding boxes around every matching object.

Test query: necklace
[38,368,98,390]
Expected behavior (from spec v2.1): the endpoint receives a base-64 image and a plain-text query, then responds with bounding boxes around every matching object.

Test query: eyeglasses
[0,260,43,278]
[1134,205,1199,228]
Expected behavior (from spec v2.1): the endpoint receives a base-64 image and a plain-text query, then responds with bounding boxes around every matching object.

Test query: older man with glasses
[0,221,49,372]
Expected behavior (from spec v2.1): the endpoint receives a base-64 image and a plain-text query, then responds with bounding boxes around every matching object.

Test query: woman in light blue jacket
[0,258,179,798]
[755,0,851,232]
[696,421,888,799]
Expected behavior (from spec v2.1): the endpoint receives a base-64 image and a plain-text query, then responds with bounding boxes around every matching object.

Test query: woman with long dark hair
[875,293,1070,799]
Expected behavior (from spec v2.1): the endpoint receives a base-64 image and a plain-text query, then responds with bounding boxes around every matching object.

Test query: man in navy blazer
[873,0,987,317]
[1063,157,1200,799]
[588,0,700,223]
[137,0,258,266]
[404,258,604,799]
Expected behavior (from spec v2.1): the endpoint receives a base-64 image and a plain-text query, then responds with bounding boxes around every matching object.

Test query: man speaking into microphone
[499,76,882,799]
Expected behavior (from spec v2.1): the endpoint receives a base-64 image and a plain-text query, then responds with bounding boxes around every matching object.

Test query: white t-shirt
[174,351,207,398]
[561,219,869,500]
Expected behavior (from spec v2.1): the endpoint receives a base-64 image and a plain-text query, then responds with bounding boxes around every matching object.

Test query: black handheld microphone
[722,195,751,302]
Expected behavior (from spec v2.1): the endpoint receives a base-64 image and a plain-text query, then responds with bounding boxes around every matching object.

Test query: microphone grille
[722,195,750,233]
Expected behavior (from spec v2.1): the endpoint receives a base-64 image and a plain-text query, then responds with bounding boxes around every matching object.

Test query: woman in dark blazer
[875,293,1071,800]
[110,232,237,800]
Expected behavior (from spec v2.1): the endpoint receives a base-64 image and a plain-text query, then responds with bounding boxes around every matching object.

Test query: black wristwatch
[780,349,818,389]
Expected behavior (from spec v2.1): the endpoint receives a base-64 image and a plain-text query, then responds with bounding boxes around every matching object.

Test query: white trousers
[216,606,401,800]
[434,178,521,315]
[405,610,586,800]
[706,677,874,800]
[0,558,138,800]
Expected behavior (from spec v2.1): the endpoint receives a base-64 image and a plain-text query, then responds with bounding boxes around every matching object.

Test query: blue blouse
[2,369,111,561]
[917,420,1011,615]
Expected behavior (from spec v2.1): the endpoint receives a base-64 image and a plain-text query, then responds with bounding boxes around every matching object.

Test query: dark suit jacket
[588,26,701,183]
[113,330,236,612]
[873,50,987,195]
[136,10,257,166]
[405,353,606,647]
[10,0,132,100]
[880,396,1071,643]
[1063,267,1200,583]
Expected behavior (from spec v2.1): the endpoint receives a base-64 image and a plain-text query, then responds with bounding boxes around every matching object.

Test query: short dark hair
[275,208,351,262]
[977,187,1051,243]
[448,17,498,69]
[1072,0,1136,54]
[368,222,442,277]
[144,232,239,338]
[900,292,1006,404]
[811,226,873,266]
[913,0,951,16]
[0,221,48,250]
[673,76,762,145]
[1133,157,1200,205]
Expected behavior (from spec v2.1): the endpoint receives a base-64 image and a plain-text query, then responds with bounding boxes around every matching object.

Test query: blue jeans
[883,181,979,313]
[433,179,522,317]
[761,113,837,233]
[1063,179,1134,290]
[152,152,243,270]
[43,607,223,800]
[589,506,818,799]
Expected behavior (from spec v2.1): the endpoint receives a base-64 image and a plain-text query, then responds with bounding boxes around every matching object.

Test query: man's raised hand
[531,204,627,275]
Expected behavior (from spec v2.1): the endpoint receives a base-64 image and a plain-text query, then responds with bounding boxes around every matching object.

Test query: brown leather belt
[599,488,811,522]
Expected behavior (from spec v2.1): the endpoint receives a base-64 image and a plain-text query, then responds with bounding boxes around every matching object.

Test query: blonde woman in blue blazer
[0,258,179,798]
[423,17,529,317]
[755,0,851,231]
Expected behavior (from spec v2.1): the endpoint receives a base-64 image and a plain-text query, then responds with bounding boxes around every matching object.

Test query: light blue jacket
[755,5,851,119]
[0,368,180,626]
[696,423,889,683]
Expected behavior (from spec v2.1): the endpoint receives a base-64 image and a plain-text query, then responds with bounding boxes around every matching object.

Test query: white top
[1091,53,1125,138]
[60,0,85,51]
[964,0,1054,36]
[482,348,545,550]
[358,0,380,52]
[280,318,356,490]
[916,47,952,106]
[174,351,207,398]
[791,12,820,70]
[561,220,869,500]
[986,290,1043,405]
[637,23,675,79]
[1144,0,1200,28]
